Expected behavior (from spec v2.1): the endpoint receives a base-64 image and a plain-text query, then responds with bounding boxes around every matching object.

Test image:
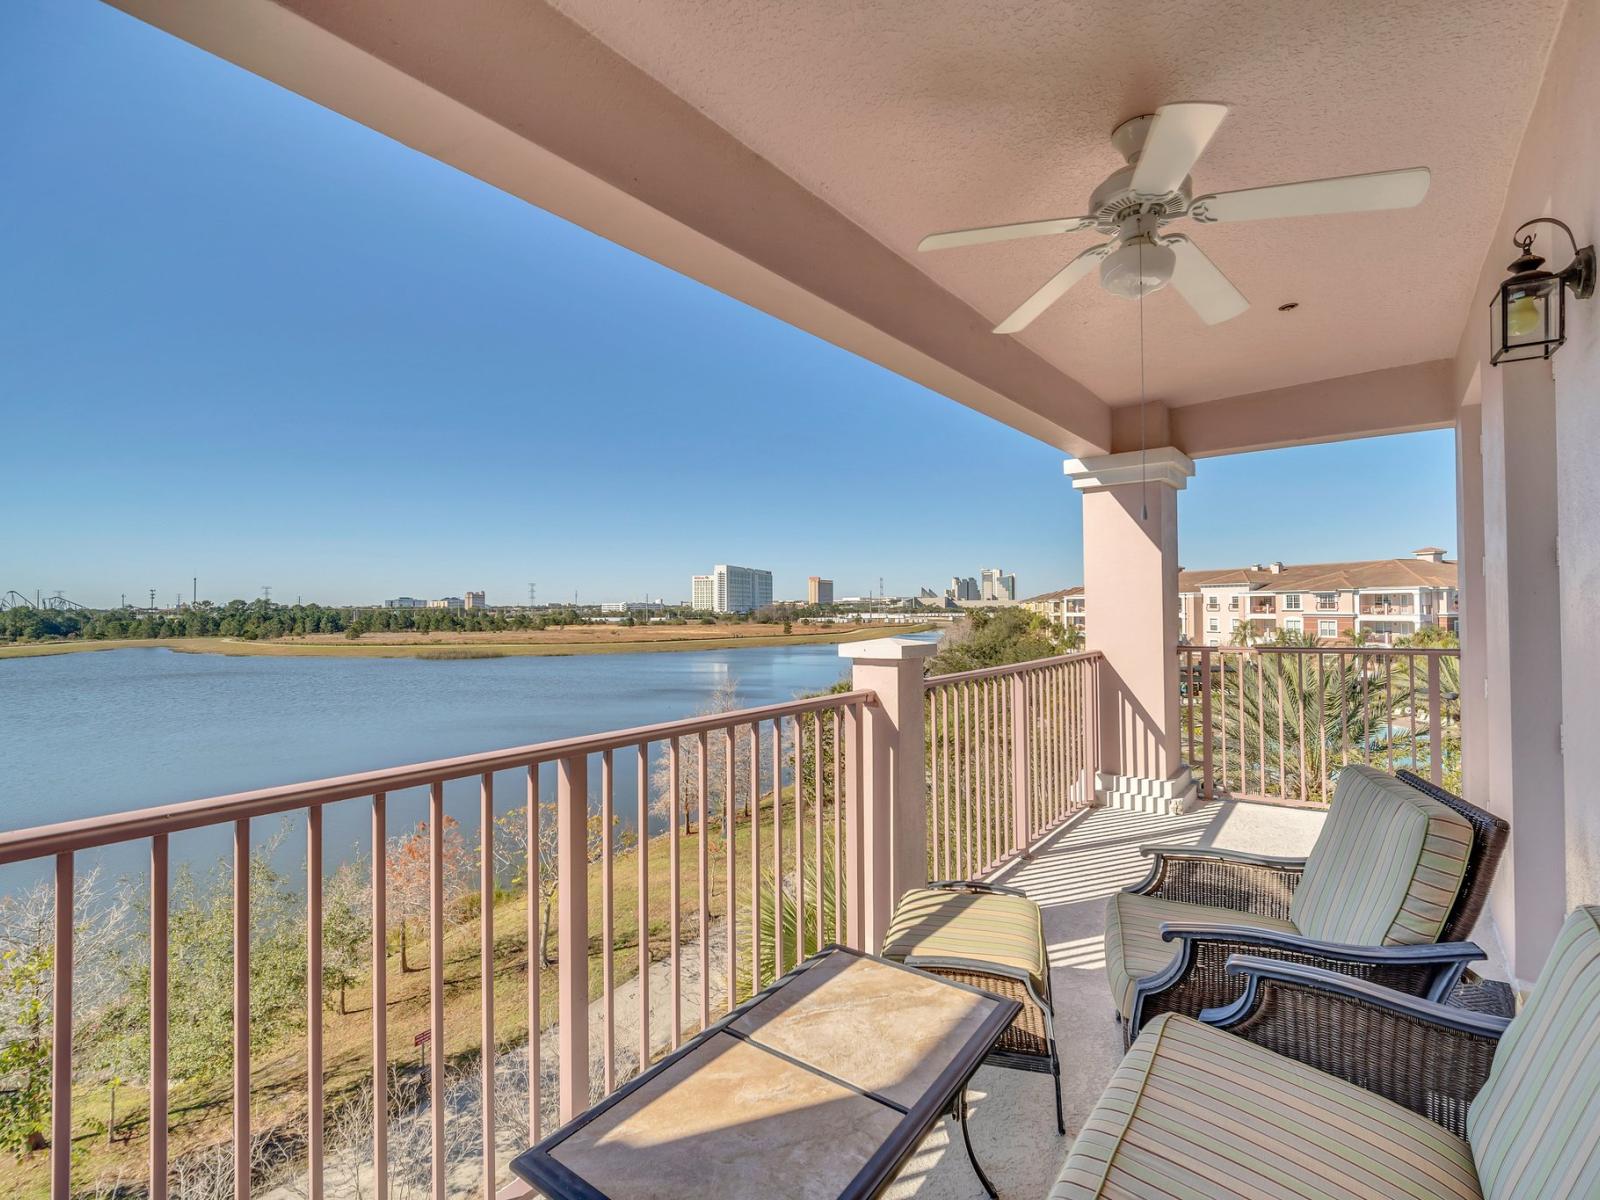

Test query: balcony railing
[1177,644,1460,805]
[1,646,1109,1200]
[0,689,873,1200]
[1360,600,1416,615]
[924,653,1101,879]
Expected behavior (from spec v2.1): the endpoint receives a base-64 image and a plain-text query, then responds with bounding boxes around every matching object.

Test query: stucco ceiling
[550,0,1565,407]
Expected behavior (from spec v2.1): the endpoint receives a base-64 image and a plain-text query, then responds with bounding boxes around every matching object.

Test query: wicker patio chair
[1052,906,1600,1199]
[879,880,1063,1133]
[1108,764,1507,1046]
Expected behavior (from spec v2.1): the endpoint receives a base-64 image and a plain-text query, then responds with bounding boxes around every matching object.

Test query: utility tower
[262,586,272,602]
[148,588,156,610]
[528,582,537,607]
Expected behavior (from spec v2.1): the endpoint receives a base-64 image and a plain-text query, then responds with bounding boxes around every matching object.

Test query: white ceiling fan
[919,103,1430,331]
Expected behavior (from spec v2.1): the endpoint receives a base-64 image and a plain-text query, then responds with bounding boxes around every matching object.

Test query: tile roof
[1021,586,1084,602]
[1178,557,1456,593]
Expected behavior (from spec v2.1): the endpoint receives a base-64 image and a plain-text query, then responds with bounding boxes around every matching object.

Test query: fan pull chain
[1138,235,1148,522]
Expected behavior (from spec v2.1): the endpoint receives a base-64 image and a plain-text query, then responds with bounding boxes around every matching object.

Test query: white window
[1316,593,1338,611]
[1228,596,1238,610]
[1281,594,1302,610]
[1206,596,1219,610]
[1207,617,1219,633]
[1284,617,1303,633]
[1319,619,1337,638]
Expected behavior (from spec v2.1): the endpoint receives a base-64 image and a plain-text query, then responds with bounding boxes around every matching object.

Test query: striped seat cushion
[1289,765,1473,947]
[1467,906,1600,1199]
[1104,892,1297,1019]
[880,887,1048,994]
[1052,1013,1483,1200]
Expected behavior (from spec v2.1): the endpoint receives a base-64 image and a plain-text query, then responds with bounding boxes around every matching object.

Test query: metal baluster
[150,835,169,1200]
[696,731,710,1031]
[749,726,761,990]
[307,808,324,1200]
[636,744,650,1073]
[526,768,541,1141]
[52,852,74,1200]
[601,753,614,1092]
[428,784,445,1200]
[480,774,496,1191]
[668,740,681,1048]
[234,821,252,1200]
[724,726,736,1012]
[794,715,805,964]
[371,795,389,1193]
[772,719,784,975]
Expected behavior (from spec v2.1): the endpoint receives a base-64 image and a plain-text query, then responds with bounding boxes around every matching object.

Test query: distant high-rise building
[463,590,487,609]
[980,568,1017,601]
[807,576,834,605]
[949,575,980,601]
[691,574,716,611]
[692,564,773,613]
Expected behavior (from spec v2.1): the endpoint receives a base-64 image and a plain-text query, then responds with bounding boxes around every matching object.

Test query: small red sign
[414,1029,431,1047]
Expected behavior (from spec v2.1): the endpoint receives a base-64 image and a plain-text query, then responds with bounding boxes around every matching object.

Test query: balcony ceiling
[550,0,1559,409]
[116,0,1566,453]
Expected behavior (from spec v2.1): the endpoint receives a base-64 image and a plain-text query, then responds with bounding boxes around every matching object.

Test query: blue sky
[0,1,1457,609]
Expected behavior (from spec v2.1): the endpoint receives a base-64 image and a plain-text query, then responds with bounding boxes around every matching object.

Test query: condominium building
[1179,548,1458,647]
[463,590,486,609]
[807,576,834,605]
[1021,586,1085,630]
[427,596,466,610]
[384,597,425,609]
[691,564,773,614]
[600,600,665,614]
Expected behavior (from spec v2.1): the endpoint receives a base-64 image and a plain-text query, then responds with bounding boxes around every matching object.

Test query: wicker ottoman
[881,880,1063,1133]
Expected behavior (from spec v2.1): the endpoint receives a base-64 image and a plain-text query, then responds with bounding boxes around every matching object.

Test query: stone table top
[514,947,1017,1200]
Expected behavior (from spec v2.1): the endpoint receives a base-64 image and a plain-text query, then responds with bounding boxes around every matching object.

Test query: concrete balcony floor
[885,799,1330,1199]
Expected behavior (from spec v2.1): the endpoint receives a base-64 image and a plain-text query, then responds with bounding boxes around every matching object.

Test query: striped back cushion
[1289,765,1473,946]
[1468,907,1600,1199]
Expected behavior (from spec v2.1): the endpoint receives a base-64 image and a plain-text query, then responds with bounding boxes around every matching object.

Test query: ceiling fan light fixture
[1099,236,1174,299]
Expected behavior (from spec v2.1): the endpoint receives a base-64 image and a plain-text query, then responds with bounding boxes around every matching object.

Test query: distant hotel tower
[807,576,834,605]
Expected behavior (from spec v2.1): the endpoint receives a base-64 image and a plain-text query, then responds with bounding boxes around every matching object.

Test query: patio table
[510,944,1021,1200]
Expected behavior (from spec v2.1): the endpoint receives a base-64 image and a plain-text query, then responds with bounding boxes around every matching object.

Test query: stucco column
[841,636,937,951]
[1065,447,1199,814]
[1479,360,1566,987]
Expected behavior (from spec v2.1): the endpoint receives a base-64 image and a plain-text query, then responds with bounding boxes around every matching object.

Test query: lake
[0,636,938,891]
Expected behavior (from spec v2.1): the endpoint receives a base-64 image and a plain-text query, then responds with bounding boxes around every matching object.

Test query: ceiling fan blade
[1189,167,1431,223]
[1131,103,1229,196]
[918,216,1095,252]
[993,243,1111,334]
[1165,235,1249,325]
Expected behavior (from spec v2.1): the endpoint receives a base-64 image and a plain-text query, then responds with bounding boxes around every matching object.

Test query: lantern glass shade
[1491,268,1564,364]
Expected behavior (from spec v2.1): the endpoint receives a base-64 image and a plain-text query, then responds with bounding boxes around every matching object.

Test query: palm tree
[1211,632,1439,802]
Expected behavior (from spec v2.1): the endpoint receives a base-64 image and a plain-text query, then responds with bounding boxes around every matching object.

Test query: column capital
[838,637,939,664]
[1064,447,1195,492]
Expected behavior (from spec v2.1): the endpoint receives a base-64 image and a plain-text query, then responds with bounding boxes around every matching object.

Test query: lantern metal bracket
[1514,218,1596,300]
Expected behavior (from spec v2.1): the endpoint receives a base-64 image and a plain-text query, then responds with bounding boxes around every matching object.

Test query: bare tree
[649,679,771,834]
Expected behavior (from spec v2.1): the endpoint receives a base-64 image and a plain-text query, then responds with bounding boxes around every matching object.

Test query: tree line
[0,599,595,644]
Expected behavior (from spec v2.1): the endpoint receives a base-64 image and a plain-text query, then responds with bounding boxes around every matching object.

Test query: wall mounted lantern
[1490,217,1595,365]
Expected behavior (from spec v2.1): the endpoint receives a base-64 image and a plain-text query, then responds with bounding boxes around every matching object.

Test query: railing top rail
[1176,643,1456,656]
[924,650,1102,687]
[0,688,876,867]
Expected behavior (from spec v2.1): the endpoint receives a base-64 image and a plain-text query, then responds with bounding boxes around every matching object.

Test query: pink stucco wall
[1451,0,1598,986]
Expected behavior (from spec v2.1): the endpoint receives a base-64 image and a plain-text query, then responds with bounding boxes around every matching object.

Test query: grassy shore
[0,622,935,661]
